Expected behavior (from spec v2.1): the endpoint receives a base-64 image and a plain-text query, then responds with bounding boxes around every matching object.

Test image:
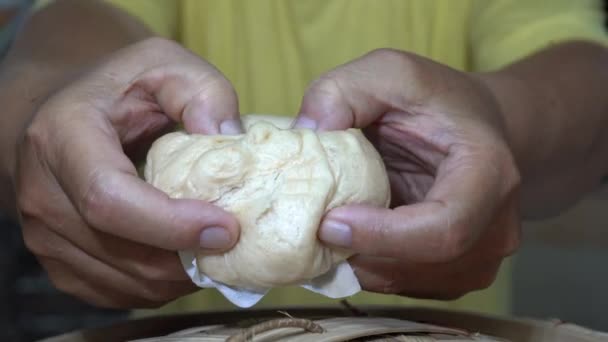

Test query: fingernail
[319,220,352,248]
[293,116,317,130]
[219,119,243,135]
[199,227,232,249]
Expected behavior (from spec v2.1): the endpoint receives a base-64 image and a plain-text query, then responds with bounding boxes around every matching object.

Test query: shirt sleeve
[470,0,608,71]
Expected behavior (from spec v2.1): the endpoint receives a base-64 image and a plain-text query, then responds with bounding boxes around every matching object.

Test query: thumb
[50,113,241,252]
[293,49,426,131]
[318,148,517,263]
[318,203,470,263]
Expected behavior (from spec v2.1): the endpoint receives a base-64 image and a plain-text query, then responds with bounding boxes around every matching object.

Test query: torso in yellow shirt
[182,0,473,116]
[95,0,607,316]
[111,0,474,116]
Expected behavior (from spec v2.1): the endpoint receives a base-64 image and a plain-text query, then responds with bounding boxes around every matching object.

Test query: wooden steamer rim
[41,306,608,342]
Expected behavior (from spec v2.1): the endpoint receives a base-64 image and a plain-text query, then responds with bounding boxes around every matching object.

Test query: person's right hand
[13,38,243,308]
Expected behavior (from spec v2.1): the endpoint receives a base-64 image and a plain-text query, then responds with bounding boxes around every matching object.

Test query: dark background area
[0,215,127,341]
[512,188,608,331]
[0,2,607,341]
[510,0,608,330]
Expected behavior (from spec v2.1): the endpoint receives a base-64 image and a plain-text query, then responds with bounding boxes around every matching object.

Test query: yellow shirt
[84,0,608,315]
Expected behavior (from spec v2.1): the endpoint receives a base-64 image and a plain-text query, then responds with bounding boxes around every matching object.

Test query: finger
[27,223,197,308]
[17,152,190,281]
[86,37,242,136]
[22,200,191,282]
[55,213,191,282]
[78,229,191,282]
[294,49,430,131]
[318,149,519,262]
[42,113,240,252]
[127,56,242,135]
[40,258,187,309]
[350,255,502,300]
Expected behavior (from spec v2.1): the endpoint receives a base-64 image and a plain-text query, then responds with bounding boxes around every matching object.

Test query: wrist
[474,72,537,182]
[474,70,563,218]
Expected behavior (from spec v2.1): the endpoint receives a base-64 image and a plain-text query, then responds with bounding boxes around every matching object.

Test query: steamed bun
[145,115,390,291]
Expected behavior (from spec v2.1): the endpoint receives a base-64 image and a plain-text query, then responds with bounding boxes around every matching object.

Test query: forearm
[479,41,608,219]
[0,0,152,217]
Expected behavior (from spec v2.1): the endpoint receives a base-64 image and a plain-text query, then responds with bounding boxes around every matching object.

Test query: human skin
[0,0,243,308]
[293,42,608,299]
[1,0,608,307]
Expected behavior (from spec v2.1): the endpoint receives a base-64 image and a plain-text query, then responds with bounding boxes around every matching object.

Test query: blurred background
[1,1,607,341]
[512,184,608,331]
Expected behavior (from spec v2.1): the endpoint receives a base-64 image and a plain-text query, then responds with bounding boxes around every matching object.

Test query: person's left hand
[293,49,521,299]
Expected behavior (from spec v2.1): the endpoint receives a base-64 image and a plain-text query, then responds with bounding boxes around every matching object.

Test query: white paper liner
[179,250,361,308]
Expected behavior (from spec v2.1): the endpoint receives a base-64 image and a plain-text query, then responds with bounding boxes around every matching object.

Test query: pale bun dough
[145,115,390,290]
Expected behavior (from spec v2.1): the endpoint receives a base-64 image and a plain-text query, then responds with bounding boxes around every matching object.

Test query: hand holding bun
[145,115,390,291]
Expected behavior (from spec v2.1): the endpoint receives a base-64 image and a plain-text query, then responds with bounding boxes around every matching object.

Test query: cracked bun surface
[145,115,390,290]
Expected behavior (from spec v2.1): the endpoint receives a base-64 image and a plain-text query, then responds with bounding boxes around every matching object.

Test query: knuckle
[486,144,521,197]
[137,37,181,54]
[142,268,174,283]
[492,199,522,258]
[365,48,430,106]
[437,222,472,262]
[16,134,47,218]
[367,48,420,77]
[16,191,41,219]
[495,162,521,205]
[307,74,346,103]
[502,150,522,189]
[367,48,409,64]
[22,223,53,258]
[16,182,65,233]
[501,223,522,257]
[22,118,48,151]
[20,132,39,162]
[506,165,522,194]
[79,170,116,227]
[465,266,501,294]
[199,76,237,101]
[22,227,44,256]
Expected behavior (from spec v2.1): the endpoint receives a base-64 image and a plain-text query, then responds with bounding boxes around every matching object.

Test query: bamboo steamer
[41,306,608,342]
